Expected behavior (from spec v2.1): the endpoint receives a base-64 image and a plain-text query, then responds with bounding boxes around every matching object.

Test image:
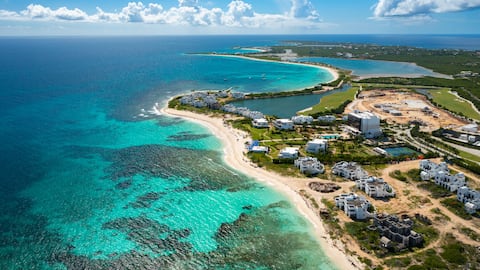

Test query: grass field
[429,88,480,121]
[302,86,358,115]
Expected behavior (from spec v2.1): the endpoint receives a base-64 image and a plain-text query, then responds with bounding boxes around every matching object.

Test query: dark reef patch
[66,144,254,192]
[128,192,165,209]
[166,132,211,141]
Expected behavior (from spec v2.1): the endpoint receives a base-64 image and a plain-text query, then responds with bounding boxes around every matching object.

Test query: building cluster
[334,193,374,220]
[294,157,325,175]
[333,161,394,198]
[356,176,395,198]
[346,110,382,139]
[253,115,337,130]
[374,103,402,116]
[180,91,222,109]
[419,160,465,192]
[457,187,480,214]
[374,214,423,249]
[332,161,369,180]
[222,104,264,119]
[420,160,480,214]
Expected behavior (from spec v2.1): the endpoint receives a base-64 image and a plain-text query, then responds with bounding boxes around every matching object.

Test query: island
[163,41,480,270]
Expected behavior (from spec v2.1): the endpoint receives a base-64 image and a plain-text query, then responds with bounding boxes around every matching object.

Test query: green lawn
[429,88,480,121]
[302,86,358,115]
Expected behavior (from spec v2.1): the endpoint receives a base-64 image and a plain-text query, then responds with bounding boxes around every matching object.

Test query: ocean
[0,35,478,269]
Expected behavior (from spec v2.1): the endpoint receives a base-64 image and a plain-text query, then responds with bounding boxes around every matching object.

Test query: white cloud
[290,0,320,20]
[372,0,480,18]
[0,1,325,31]
[21,4,88,21]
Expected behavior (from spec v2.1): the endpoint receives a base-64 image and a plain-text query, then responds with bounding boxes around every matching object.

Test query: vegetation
[428,88,480,120]
[440,197,473,220]
[301,86,357,115]
[417,182,453,199]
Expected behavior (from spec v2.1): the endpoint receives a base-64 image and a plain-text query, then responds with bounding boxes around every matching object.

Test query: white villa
[335,193,374,220]
[294,157,325,175]
[332,161,369,180]
[291,115,313,125]
[419,160,466,192]
[273,119,294,130]
[250,146,269,153]
[457,186,480,214]
[318,115,336,122]
[278,147,299,159]
[252,118,269,128]
[306,139,328,154]
[356,176,395,198]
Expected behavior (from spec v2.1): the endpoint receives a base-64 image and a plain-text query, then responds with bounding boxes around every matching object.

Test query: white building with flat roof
[347,111,382,138]
[356,176,395,198]
[318,115,336,122]
[457,186,480,214]
[332,161,369,181]
[294,157,325,175]
[306,139,328,154]
[291,115,313,125]
[252,118,269,128]
[335,193,373,220]
[419,160,466,192]
[278,147,299,159]
[273,119,294,130]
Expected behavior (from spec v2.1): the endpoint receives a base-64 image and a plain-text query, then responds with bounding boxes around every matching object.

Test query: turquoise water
[0,37,337,269]
[299,57,446,78]
[383,147,420,157]
[231,85,350,118]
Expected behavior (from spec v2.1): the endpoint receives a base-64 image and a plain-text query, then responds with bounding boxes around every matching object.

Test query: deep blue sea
[0,35,478,270]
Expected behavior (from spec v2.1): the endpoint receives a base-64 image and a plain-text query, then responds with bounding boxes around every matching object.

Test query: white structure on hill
[457,186,480,214]
[273,119,294,130]
[347,111,382,138]
[294,157,325,175]
[419,160,466,192]
[356,176,395,198]
[291,115,313,125]
[306,139,328,154]
[332,161,369,180]
[335,193,373,220]
[278,147,299,159]
[252,118,269,128]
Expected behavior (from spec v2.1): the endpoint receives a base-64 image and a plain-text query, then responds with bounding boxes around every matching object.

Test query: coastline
[198,53,340,86]
[162,106,360,270]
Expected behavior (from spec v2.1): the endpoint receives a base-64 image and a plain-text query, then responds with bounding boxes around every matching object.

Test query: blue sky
[0,0,479,35]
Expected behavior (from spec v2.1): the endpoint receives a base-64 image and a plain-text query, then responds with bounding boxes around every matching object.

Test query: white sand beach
[162,106,360,270]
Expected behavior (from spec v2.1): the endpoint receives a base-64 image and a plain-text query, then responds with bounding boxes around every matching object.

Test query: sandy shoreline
[162,106,360,270]
[198,53,340,86]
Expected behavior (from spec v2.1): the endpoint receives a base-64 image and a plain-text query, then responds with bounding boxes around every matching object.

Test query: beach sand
[162,107,360,270]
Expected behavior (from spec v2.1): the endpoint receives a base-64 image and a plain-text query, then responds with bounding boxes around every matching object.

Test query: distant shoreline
[195,53,340,88]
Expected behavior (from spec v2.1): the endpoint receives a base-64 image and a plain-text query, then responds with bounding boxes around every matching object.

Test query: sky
[0,0,479,35]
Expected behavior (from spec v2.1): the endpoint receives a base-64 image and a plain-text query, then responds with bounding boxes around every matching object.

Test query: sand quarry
[345,89,468,132]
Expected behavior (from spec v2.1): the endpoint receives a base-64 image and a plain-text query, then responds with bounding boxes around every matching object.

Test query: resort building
[294,157,325,175]
[231,92,246,99]
[332,161,369,181]
[374,214,423,249]
[278,147,299,159]
[461,123,478,133]
[356,177,395,198]
[221,105,264,120]
[305,139,328,154]
[252,118,269,128]
[273,119,294,130]
[291,115,313,125]
[317,115,336,123]
[334,193,373,220]
[250,146,269,153]
[457,187,480,214]
[419,160,466,192]
[347,111,382,138]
